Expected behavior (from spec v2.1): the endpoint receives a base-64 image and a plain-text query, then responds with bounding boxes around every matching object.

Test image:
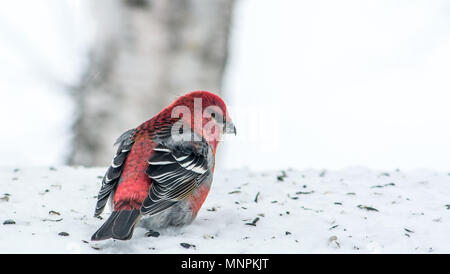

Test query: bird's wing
[93,129,136,217]
[141,139,212,216]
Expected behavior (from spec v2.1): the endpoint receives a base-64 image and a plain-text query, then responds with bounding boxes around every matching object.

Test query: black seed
[285,231,291,235]
[58,232,69,236]
[245,217,260,226]
[3,219,15,225]
[254,192,260,203]
[276,171,287,182]
[145,230,160,238]
[295,191,315,195]
[329,225,339,230]
[180,243,195,249]
[357,205,379,212]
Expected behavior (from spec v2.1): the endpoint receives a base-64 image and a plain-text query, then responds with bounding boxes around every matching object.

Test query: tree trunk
[68,0,235,166]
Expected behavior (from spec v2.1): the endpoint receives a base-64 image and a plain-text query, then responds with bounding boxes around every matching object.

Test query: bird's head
[168,91,236,149]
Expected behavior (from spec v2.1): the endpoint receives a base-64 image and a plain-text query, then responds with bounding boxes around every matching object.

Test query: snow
[1,166,449,253]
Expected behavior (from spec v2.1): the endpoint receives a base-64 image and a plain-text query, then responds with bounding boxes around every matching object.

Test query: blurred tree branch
[68,0,235,166]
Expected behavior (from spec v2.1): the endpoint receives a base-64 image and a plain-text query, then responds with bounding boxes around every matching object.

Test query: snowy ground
[1,166,449,253]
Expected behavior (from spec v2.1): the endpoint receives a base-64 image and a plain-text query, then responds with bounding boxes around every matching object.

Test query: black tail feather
[91,210,140,241]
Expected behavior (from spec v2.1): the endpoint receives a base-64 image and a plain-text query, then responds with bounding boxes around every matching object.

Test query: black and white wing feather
[94,129,135,217]
[141,140,212,216]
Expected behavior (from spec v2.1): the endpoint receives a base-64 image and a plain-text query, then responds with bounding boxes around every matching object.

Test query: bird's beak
[224,120,237,135]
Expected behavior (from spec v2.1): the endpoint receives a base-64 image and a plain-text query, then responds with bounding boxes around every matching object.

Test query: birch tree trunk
[68,0,235,166]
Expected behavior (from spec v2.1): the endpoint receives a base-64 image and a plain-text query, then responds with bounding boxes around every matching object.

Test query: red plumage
[91,91,235,241]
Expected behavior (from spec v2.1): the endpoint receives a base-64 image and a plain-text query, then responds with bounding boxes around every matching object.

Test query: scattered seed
[285,231,291,235]
[180,243,196,249]
[277,171,287,181]
[295,191,315,195]
[58,232,69,236]
[245,217,260,226]
[228,190,241,194]
[346,192,356,195]
[404,228,414,233]
[371,183,395,188]
[49,210,61,216]
[254,192,260,203]
[3,219,15,225]
[207,207,216,212]
[334,202,342,205]
[357,205,379,212]
[145,230,160,238]
[49,167,57,171]
[42,218,63,222]
[328,236,340,248]
[203,234,214,240]
[329,225,339,230]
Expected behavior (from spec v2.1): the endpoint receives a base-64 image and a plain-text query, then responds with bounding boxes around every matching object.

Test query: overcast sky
[1,0,450,171]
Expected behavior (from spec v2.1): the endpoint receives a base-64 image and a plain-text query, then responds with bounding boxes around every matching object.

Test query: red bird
[91,91,236,241]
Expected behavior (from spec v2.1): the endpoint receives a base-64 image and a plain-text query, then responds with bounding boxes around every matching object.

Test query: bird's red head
[166,91,236,152]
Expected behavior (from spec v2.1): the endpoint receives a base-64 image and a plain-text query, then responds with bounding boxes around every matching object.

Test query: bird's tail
[91,209,140,241]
